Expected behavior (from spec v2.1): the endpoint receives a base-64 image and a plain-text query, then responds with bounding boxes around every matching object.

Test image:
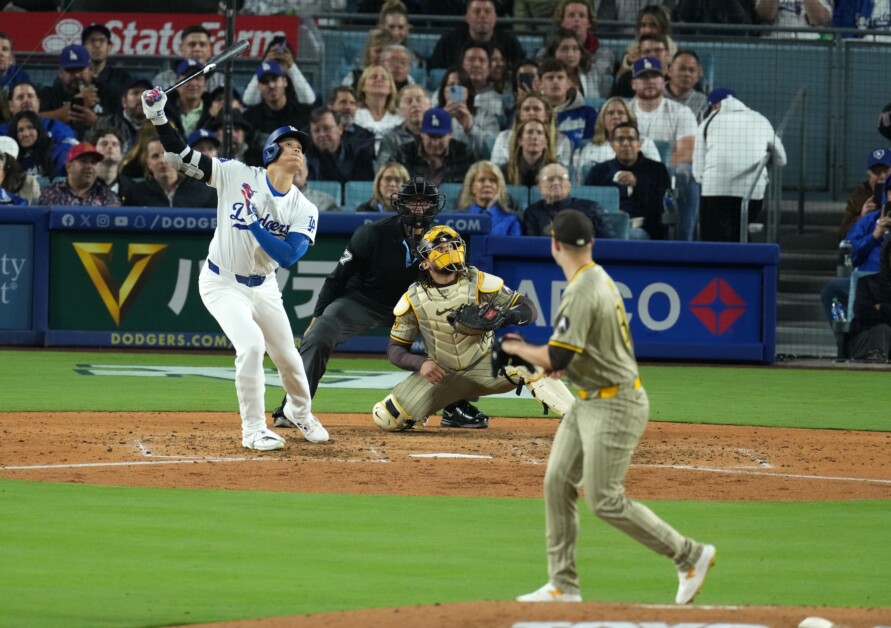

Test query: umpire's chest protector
[408,268,495,372]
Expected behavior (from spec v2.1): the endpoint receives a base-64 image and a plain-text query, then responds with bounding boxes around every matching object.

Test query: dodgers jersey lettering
[207,159,319,277]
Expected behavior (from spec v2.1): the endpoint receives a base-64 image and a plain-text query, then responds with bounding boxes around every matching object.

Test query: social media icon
[96,214,110,227]
[114,216,128,227]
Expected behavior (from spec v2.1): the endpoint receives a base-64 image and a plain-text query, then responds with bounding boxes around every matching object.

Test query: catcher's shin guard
[372,395,418,432]
[504,365,575,416]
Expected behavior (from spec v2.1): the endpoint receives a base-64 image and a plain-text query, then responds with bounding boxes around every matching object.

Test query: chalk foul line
[633,463,891,485]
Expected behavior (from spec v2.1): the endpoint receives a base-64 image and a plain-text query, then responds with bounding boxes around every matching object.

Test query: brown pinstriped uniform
[543,262,704,595]
[387,267,520,421]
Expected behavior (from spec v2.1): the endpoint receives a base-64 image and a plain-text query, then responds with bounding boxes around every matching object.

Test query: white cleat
[516,582,581,602]
[242,428,285,451]
[676,544,717,604]
[290,413,329,443]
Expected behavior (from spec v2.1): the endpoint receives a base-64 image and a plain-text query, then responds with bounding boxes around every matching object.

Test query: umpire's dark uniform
[299,215,421,396]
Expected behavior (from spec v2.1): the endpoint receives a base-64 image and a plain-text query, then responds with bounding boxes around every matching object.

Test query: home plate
[409,453,494,459]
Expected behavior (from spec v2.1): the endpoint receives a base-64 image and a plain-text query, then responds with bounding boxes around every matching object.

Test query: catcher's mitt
[448,302,509,336]
[490,335,535,378]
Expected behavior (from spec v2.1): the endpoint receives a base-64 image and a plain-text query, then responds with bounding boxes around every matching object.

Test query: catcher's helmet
[417,225,466,272]
[262,125,311,166]
[391,177,446,230]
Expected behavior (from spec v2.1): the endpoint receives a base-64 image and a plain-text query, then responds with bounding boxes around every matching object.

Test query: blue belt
[207,260,266,287]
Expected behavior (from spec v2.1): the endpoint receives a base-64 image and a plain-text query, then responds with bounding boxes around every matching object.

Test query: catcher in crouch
[373,225,574,432]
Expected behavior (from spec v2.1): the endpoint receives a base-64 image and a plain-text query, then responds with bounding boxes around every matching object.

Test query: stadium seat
[506,184,529,212]
[604,211,630,239]
[343,180,373,212]
[439,182,463,211]
[310,180,343,207]
[427,68,446,92]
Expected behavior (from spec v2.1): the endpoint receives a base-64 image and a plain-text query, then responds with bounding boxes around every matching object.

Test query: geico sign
[519,279,680,332]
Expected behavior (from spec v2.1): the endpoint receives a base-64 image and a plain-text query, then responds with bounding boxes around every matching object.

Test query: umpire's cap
[551,209,594,246]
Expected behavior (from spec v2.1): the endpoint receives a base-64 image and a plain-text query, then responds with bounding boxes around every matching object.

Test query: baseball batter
[372,225,572,431]
[142,86,328,451]
[502,210,716,604]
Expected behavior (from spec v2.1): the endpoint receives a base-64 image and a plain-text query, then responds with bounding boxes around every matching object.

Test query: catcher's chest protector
[409,268,492,371]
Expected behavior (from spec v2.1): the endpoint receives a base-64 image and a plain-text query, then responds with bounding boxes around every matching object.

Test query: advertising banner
[7,12,300,58]
[0,225,34,331]
[48,230,350,348]
[481,237,777,363]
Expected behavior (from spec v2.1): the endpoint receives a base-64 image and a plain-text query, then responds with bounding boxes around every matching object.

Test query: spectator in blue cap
[393,107,475,186]
[38,44,102,140]
[630,53,699,240]
[705,87,736,113]
[693,87,786,242]
[838,148,891,242]
[187,128,221,158]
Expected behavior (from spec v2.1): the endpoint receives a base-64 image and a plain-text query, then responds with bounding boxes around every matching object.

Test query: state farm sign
[6,12,300,57]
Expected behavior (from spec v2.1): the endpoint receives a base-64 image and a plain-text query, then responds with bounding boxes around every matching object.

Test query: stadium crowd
[2,0,885,242]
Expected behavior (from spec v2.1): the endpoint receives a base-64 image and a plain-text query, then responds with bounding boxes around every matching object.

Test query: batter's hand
[420,359,445,384]
[142,87,168,125]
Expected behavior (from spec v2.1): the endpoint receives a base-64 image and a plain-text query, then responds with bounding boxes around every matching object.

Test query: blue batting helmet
[262,125,311,166]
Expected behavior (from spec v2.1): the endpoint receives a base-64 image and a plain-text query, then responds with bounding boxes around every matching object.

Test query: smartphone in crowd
[519,72,535,90]
[448,84,467,105]
[873,182,884,209]
[270,35,288,52]
[71,96,85,109]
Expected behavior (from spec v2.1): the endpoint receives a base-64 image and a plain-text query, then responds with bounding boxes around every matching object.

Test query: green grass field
[0,350,889,626]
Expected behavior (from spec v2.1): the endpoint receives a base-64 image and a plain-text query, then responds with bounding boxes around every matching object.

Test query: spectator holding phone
[436,67,499,156]
[821,176,891,327]
[838,148,891,242]
[38,44,102,140]
[241,36,317,108]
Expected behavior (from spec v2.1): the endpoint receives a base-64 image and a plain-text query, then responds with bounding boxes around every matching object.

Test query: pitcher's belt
[578,377,641,400]
[207,260,266,287]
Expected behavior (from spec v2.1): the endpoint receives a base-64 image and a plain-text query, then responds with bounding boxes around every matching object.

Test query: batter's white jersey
[206,159,319,276]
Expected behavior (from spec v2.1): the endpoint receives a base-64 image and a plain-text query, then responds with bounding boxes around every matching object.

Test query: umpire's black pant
[298,295,393,397]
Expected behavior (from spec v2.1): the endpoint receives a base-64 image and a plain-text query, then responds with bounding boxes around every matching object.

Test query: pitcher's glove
[490,334,534,378]
[447,302,510,336]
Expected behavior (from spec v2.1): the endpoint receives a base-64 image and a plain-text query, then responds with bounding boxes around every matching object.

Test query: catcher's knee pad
[372,395,417,432]
[505,365,575,416]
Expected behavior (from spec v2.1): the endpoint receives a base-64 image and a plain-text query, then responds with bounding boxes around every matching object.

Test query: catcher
[372,225,575,432]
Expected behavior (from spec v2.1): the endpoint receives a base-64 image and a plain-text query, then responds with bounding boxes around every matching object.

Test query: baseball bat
[163,39,250,93]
